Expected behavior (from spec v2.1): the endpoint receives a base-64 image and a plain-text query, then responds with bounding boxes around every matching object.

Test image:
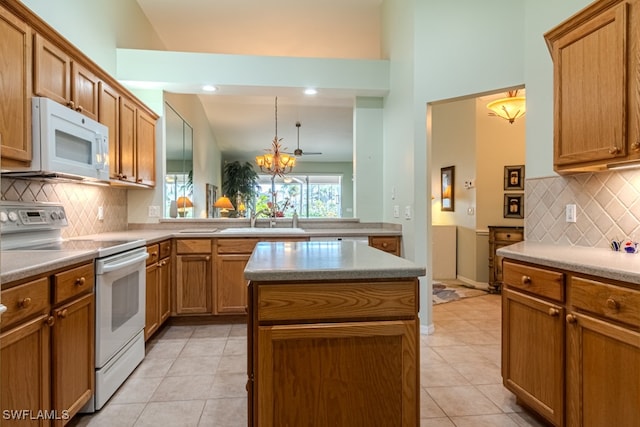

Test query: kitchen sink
[178,228,218,233]
[218,227,306,234]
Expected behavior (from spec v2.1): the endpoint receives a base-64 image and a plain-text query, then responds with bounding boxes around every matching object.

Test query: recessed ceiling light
[202,85,218,92]
[304,88,318,95]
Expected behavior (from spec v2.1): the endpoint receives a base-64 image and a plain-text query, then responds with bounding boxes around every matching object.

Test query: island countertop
[244,240,426,282]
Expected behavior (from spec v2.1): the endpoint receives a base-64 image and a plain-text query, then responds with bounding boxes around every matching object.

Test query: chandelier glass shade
[255,97,296,176]
[486,90,526,124]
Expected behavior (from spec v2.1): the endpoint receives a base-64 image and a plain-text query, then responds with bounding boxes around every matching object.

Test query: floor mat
[433,282,487,305]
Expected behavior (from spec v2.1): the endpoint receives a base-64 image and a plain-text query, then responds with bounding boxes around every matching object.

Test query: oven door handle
[100,252,149,273]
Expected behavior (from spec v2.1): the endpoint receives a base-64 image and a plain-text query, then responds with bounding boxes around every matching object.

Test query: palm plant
[222,161,259,215]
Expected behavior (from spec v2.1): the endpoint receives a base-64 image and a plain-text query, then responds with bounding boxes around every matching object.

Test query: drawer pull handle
[57,309,68,319]
[548,307,560,317]
[382,242,388,248]
[521,276,531,286]
[566,314,577,324]
[46,316,55,327]
[606,298,620,311]
[608,146,620,155]
[75,277,86,286]
[632,141,640,152]
[19,297,32,308]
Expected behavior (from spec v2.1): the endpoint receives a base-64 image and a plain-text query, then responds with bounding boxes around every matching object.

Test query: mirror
[164,102,194,218]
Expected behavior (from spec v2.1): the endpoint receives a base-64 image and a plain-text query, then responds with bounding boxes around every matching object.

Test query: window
[256,174,342,218]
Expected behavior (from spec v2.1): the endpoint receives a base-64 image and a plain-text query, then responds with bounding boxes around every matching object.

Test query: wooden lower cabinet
[502,288,564,425]
[145,260,160,340]
[368,236,401,256]
[249,278,419,426]
[1,314,51,427]
[215,253,250,314]
[51,293,94,425]
[145,241,172,338]
[159,253,171,323]
[174,239,213,315]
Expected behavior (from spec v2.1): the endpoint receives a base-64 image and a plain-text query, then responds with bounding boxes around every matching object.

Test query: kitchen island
[244,241,425,426]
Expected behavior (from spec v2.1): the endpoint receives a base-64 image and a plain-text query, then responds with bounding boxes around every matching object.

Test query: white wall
[354,97,384,221]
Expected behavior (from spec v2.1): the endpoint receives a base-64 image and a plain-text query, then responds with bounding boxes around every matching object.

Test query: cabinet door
[566,312,640,427]
[98,82,120,179]
[216,254,250,314]
[175,254,212,315]
[136,109,156,187]
[502,289,564,426]
[551,3,627,168]
[255,320,418,426]
[33,33,70,105]
[118,97,136,183]
[1,314,51,427]
[70,61,99,121]
[159,257,171,323]
[145,262,160,341]
[51,293,94,423]
[0,6,32,166]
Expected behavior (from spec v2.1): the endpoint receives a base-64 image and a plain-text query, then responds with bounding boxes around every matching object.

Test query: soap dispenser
[292,210,299,228]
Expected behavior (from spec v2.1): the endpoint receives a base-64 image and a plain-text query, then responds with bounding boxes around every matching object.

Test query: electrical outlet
[565,204,577,223]
[97,206,104,221]
[148,206,160,218]
[467,207,475,215]
[393,205,400,218]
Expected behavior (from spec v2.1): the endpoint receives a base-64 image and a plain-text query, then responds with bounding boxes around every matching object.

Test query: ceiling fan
[287,122,322,157]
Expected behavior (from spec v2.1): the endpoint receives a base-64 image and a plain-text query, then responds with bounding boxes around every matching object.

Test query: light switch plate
[404,205,411,219]
[393,205,400,218]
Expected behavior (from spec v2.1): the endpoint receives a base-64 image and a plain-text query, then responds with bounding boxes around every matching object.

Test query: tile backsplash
[525,170,640,248]
[1,178,127,238]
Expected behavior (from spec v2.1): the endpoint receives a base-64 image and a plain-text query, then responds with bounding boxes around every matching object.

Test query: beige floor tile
[419,417,455,426]
[154,325,195,340]
[420,388,446,418]
[217,354,246,374]
[420,364,469,387]
[451,361,502,385]
[134,400,205,427]
[145,339,188,359]
[198,398,247,427]
[166,356,221,376]
[450,413,521,426]
[469,344,502,367]
[447,331,500,346]
[110,377,164,404]
[180,338,227,357]
[209,373,248,398]
[422,332,466,347]
[191,324,232,339]
[434,319,482,332]
[476,384,524,414]
[426,385,502,417]
[507,411,549,426]
[420,346,446,365]
[223,338,247,356]
[229,323,247,337]
[431,345,481,365]
[150,375,216,401]
[130,357,174,379]
[71,403,145,427]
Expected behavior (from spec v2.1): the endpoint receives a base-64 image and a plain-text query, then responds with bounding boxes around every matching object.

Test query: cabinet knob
[566,314,577,324]
[57,309,68,319]
[205,256,211,261]
[75,276,86,286]
[67,100,75,109]
[520,275,531,286]
[19,297,32,308]
[608,146,620,155]
[46,316,55,327]
[137,178,143,183]
[632,141,640,152]
[606,297,620,311]
[75,105,84,113]
[382,242,388,248]
[548,307,560,317]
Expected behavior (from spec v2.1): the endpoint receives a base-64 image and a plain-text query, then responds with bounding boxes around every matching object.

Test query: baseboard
[456,275,490,291]
[420,323,435,335]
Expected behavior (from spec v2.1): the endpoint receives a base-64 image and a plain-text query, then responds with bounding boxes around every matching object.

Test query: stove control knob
[58,211,65,220]
[0,212,7,223]
[50,212,58,220]
[7,211,18,222]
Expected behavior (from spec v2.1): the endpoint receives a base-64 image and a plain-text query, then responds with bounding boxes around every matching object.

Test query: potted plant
[222,161,259,217]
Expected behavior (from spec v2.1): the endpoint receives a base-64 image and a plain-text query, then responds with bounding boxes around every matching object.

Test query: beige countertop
[497,241,640,285]
[245,241,425,281]
[1,226,402,285]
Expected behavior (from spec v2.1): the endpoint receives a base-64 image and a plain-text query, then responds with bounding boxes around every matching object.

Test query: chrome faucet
[269,218,277,228]
[250,211,257,228]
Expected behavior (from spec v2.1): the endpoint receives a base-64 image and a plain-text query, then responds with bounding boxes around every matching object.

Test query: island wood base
[247,278,420,426]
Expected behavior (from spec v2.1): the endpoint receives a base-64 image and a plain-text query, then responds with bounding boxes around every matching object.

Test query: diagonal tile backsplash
[525,170,640,249]
[1,178,128,238]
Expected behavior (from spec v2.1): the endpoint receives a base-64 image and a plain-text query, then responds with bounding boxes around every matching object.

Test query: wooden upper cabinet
[70,61,99,121]
[98,82,120,179]
[545,0,640,172]
[0,5,32,167]
[136,109,156,186]
[34,33,70,105]
[118,97,137,183]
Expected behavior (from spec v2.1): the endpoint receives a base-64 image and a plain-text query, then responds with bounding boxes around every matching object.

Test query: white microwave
[2,97,109,181]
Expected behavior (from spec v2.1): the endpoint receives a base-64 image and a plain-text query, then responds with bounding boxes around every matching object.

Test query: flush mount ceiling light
[202,85,218,92]
[304,88,318,95]
[255,97,296,177]
[487,90,526,124]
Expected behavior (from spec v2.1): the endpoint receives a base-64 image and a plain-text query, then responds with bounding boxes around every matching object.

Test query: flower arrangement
[256,193,291,218]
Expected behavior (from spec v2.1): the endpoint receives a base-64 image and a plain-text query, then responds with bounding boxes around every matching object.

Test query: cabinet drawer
[53,263,94,304]
[1,277,50,329]
[146,243,160,266]
[493,229,523,242]
[257,281,417,322]
[216,238,259,254]
[159,240,171,259]
[176,239,211,254]
[571,277,640,328]
[369,236,399,252]
[503,261,564,302]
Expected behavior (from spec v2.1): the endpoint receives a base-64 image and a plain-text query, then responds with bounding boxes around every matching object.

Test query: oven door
[95,247,148,368]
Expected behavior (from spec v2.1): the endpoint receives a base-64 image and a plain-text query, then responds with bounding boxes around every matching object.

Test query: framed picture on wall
[504,165,525,190]
[441,166,455,212]
[504,193,524,218]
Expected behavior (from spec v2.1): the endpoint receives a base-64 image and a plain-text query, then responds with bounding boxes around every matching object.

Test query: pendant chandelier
[255,97,296,176]
[486,90,526,124]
